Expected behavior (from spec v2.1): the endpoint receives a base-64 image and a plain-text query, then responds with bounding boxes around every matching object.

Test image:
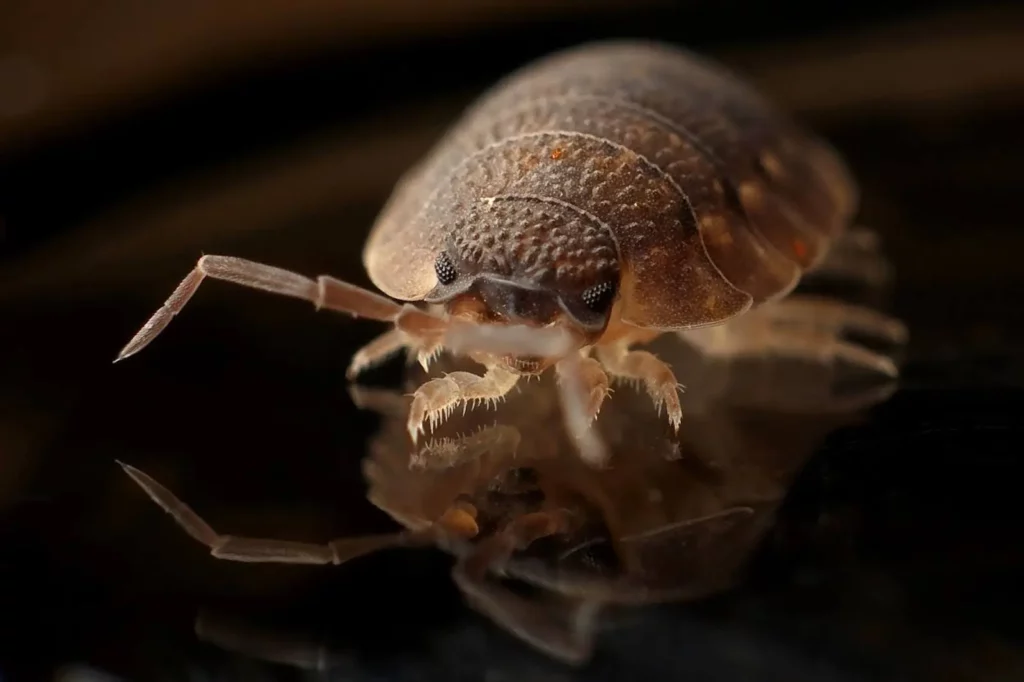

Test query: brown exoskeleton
[120,288,902,664]
[115,41,906,465]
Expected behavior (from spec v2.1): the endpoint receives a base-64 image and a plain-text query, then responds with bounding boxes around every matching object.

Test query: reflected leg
[195,585,601,670]
[460,509,576,581]
[410,422,522,471]
[119,462,434,564]
[452,566,602,666]
[452,508,597,665]
[195,610,348,672]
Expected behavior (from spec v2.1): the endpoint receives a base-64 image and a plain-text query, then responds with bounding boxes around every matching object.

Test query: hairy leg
[555,354,612,468]
[574,357,613,423]
[595,343,683,431]
[406,365,521,442]
[410,423,522,471]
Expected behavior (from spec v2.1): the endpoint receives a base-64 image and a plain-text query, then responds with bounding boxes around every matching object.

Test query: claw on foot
[596,345,683,432]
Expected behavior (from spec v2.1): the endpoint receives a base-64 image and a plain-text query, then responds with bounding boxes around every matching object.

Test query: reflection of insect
[119,317,899,665]
[115,40,878,464]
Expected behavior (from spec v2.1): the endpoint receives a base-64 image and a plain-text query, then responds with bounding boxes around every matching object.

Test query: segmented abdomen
[366,41,857,328]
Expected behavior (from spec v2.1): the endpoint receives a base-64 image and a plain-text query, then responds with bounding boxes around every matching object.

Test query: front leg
[346,328,410,379]
[114,254,447,363]
[407,364,521,442]
[113,254,573,378]
[595,343,683,431]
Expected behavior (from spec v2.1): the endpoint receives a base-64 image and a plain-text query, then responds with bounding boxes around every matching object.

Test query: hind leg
[805,225,895,289]
[679,294,907,378]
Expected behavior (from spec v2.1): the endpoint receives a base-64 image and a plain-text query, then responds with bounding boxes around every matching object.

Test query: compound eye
[434,251,458,285]
[581,281,617,314]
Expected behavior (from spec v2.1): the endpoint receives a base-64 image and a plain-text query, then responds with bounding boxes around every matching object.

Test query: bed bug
[114,40,886,465]
[119,312,901,664]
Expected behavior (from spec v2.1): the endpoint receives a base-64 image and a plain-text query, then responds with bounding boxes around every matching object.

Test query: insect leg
[460,509,576,581]
[452,564,601,666]
[119,461,430,564]
[406,365,521,442]
[347,384,410,417]
[804,225,894,290]
[679,295,904,378]
[574,356,613,423]
[554,354,611,467]
[753,294,908,345]
[115,255,444,361]
[346,328,410,379]
[408,423,522,471]
[551,356,612,429]
[451,508,596,665]
[594,344,684,431]
[194,609,351,672]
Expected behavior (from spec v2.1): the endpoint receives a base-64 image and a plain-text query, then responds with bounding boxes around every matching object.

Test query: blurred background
[1,1,1023,680]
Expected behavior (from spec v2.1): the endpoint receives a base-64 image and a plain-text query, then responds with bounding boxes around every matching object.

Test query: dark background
[1,1,1023,680]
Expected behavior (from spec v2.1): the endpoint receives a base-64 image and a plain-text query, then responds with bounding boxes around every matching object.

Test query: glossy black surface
[1,2,1023,680]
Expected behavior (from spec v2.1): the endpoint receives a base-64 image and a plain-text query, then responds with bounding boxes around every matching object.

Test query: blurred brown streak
[0,0,655,151]
[728,7,1024,120]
